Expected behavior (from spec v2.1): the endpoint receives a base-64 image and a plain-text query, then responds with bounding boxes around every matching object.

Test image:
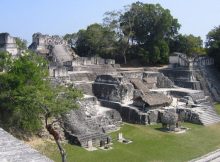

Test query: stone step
[194,106,220,125]
[195,98,210,104]
[200,114,220,118]
[199,116,220,125]
[200,117,220,122]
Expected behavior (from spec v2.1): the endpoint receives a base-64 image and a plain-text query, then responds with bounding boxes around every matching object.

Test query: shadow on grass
[154,127,170,133]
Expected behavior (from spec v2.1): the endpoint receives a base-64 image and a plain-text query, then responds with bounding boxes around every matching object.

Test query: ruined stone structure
[64,57,115,67]
[163,52,220,103]
[3,32,219,154]
[159,53,220,125]
[29,33,77,65]
[63,97,121,147]
[0,33,19,57]
[50,49,220,132]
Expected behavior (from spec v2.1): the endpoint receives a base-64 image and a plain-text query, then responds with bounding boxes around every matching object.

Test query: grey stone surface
[29,33,77,66]
[148,110,159,124]
[0,128,53,162]
[0,33,19,57]
[156,73,175,88]
[130,78,149,93]
[189,148,220,162]
[62,96,122,147]
[64,56,115,66]
[133,92,171,108]
[93,75,134,103]
[160,110,178,130]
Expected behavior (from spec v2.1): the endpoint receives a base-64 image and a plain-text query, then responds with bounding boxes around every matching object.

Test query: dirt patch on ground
[25,137,55,148]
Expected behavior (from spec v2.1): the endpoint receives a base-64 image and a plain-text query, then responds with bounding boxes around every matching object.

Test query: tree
[63,33,78,48]
[206,25,220,69]
[0,51,12,71]
[170,34,205,56]
[104,2,180,64]
[15,37,27,50]
[0,51,82,162]
[73,23,117,58]
[104,6,137,64]
[122,2,180,44]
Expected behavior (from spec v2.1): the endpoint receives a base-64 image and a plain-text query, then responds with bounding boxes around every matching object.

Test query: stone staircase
[52,45,74,65]
[197,66,220,102]
[194,96,210,105]
[195,106,220,125]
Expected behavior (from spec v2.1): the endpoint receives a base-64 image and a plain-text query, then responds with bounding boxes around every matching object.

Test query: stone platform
[0,128,53,162]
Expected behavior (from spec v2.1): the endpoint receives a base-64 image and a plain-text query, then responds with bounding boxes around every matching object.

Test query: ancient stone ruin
[33,35,220,147]
[1,33,220,156]
[0,33,20,57]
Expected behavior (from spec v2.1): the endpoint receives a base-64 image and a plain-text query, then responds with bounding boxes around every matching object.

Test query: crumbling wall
[62,96,122,147]
[0,33,19,57]
[156,73,175,88]
[93,75,134,103]
[29,33,77,65]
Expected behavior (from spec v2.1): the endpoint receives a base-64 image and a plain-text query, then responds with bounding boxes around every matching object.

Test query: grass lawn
[215,103,220,115]
[33,104,220,162]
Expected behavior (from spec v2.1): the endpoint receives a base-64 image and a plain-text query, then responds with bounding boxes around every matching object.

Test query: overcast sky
[1,0,220,44]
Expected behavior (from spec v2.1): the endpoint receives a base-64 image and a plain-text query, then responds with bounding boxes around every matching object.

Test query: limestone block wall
[169,53,189,67]
[156,73,175,88]
[121,72,143,80]
[32,33,67,47]
[193,56,214,66]
[99,100,148,124]
[0,33,19,56]
[161,69,193,82]
[93,75,134,103]
[65,57,115,66]
[174,80,201,90]
[49,66,68,77]
[92,82,133,103]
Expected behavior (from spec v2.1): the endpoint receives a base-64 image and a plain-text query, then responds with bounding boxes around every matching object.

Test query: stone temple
[29,33,220,146]
[29,33,220,143]
[1,32,220,161]
[0,33,20,57]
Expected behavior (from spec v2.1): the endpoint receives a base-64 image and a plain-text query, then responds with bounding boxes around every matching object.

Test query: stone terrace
[0,128,53,162]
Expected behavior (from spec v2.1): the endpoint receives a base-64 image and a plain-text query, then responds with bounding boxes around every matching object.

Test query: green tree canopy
[120,2,180,45]
[206,25,220,69]
[65,2,182,65]
[74,23,117,58]
[15,37,27,50]
[0,51,82,135]
[103,2,180,64]
[170,34,205,56]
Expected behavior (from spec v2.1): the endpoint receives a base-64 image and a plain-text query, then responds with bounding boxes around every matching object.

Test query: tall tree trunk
[45,113,67,162]
[55,139,67,162]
